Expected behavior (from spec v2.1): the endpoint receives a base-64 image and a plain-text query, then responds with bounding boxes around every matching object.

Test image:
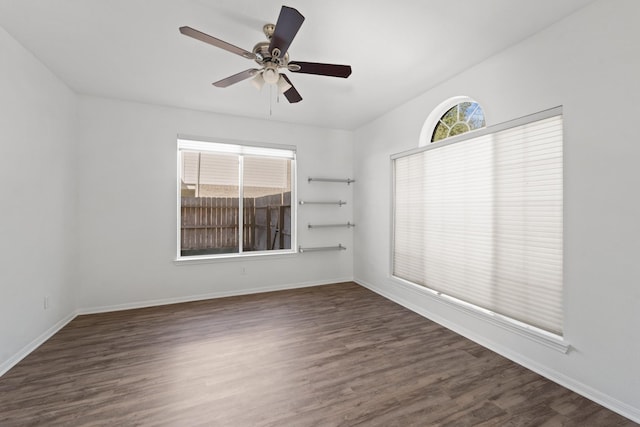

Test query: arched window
[419,96,486,146]
[431,101,485,142]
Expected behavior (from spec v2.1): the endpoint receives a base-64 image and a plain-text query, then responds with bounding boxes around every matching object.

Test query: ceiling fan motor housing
[252,40,289,66]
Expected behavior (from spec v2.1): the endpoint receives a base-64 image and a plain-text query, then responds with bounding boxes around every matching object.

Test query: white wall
[0,26,77,371]
[0,23,354,370]
[75,96,354,311]
[353,0,640,421]
[2,0,638,421]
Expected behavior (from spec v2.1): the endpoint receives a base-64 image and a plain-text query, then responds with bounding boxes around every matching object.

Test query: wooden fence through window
[180,192,291,256]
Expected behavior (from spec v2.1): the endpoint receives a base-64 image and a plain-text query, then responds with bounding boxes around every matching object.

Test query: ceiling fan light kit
[262,63,280,84]
[251,73,265,90]
[180,5,352,104]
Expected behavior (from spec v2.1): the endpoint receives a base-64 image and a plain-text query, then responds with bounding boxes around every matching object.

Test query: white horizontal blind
[181,151,238,186]
[178,139,295,159]
[393,113,563,335]
[181,153,290,189]
[243,156,291,190]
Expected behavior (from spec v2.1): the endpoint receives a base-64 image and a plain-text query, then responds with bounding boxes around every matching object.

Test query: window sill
[391,276,570,354]
[174,249,297,265]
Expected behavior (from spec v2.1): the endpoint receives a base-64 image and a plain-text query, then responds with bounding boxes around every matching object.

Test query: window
[177,138,296,259]
[431,101,485,142]
[393,107,563,336]
[420,96,486,146]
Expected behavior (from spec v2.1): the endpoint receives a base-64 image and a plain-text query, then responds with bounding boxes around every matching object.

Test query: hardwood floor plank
[0,282,636,426]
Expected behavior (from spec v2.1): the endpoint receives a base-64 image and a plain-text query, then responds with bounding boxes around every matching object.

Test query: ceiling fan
[179,5,352,103]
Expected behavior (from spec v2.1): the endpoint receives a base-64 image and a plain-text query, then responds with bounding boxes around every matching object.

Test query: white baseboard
[77,277,354,315]
[0,311,77,378]
[355,278,640,424]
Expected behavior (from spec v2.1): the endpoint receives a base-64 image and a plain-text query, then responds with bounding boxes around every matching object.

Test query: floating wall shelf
[299,200,346,206]
[307,177,355,185]
[299,244,347,253]
[308,222,355,229]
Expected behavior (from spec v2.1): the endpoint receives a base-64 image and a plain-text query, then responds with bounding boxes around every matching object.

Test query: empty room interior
[1,0,639,425]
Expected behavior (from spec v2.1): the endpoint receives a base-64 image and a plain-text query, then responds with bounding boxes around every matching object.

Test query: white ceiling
[0,0,596,130]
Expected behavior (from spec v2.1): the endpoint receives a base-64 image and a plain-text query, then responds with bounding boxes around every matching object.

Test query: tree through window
[431,102,485,142]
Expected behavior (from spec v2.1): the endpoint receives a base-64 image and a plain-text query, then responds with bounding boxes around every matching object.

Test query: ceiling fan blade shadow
[179,26,256,60]
[289,62,352,78]
[268,6,305,58]
[213,69,260,88]
[280,74,302,103]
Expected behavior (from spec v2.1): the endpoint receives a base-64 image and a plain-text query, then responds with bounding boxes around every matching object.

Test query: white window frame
[391,107,569,352]
[176,135,297,262]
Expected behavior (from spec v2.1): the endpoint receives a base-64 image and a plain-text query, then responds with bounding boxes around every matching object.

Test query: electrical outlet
[44,296,50,310]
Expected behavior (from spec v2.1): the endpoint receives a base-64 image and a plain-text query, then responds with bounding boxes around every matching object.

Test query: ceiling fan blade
[179,26,256,60]
[213,69,260,88]
[268,6,305,59]
[280,74,302,103]
[288,62,352,78]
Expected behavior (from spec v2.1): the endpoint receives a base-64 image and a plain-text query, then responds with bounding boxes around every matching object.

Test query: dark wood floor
[0,282,635,426]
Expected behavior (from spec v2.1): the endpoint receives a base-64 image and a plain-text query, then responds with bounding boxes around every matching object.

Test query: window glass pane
[431,122,450,142]
[449,122,471,137]
[243,156,292,252]
[466,103,486,130]
[440,105,458,128]
[457,102,473,121]
[431,102,486,143]
[180,151,239,256]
